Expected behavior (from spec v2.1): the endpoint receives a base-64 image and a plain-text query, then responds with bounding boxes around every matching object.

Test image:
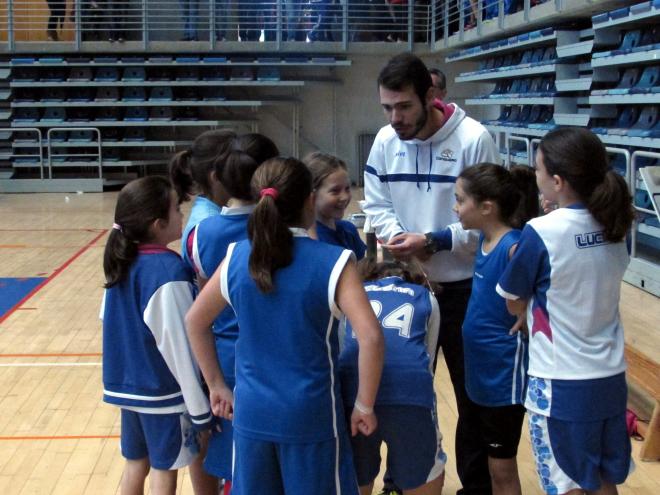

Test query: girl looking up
[304,152,367,259]
[455,163,539,495]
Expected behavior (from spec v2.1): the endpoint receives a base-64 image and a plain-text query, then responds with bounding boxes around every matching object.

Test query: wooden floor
[0,191,658,494]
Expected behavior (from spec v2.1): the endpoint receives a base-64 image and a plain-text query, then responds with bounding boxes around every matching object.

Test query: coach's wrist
[354,399,374,415]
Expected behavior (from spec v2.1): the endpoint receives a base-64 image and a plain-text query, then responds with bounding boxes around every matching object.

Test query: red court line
[0,229,109,325]
[0,435,119,441]
[0,353,102,358]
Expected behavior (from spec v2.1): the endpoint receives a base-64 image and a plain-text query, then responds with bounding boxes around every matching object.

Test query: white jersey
[363,103,499,283]
[497,206,629,380]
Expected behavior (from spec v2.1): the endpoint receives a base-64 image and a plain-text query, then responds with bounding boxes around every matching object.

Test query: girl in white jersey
[497,128,635,495]
[186,157,385,495]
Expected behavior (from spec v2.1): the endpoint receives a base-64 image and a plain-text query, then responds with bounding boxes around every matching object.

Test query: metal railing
[0,0,552,50]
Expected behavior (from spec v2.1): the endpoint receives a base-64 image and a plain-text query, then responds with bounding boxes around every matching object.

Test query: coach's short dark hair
[429,68,446,91]
[378,53,433,104]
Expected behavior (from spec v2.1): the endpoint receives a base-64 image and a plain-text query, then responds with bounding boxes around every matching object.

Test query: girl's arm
[336,259,384,437]
[185,260,234,419]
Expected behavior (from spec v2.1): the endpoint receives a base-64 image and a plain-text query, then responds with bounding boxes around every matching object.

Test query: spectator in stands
[180,0,199,41]
[285,0,305,41]
[308,0,333,42]
[429,68,447,101]
[238,0,260,41]
[102,0,128,42]
[46,0,66,41]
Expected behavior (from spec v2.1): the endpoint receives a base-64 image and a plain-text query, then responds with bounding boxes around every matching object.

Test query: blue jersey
[181,195,222,270]
[339,276,439,410]
[191,205,254,384]
[463,231,528,407]
[102,245,212,429]
[497,206,629,420]
[222,230,354,443]
[316,219,367,260]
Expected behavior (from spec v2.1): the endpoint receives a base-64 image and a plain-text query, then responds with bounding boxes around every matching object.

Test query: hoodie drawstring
[414,145,420,189]
[427,143,433,192]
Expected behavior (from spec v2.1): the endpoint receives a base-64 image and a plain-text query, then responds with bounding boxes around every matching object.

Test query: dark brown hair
[539,127,634,242]
[247,157,313,293]
[302,151,348,190]
[378,53,433,105]
[103,176,173,288]
[459,163,539,229]
[219,133,279,201]
[358,258,427,286]
[168,129,237,202]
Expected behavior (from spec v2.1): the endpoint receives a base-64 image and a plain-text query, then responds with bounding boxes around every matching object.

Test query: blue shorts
[120,409,199,470]
[231,430,359,495]
[350,405,446,490]
[528,412,634,494]
[204,416,233,479]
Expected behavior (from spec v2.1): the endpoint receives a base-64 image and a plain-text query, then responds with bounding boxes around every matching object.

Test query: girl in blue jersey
[339,259,446,495]
[497,128,636,495]
[186,157,385,495]
[102,176,213,495]
[453,163,539,495]
[188,133,277,492]
[304,152,367,259]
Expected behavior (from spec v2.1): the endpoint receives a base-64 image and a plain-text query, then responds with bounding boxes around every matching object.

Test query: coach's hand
[383,233,426,260]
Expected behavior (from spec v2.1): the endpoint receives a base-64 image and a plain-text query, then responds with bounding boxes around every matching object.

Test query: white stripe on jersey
[221,242,236,308]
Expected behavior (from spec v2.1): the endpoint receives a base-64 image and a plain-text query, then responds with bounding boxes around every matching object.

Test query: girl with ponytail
[451,163,539,495]
[168,129,237,269]
[186,157,384,495]
[497,127,635,495]
[184,133,277,491]
[101,177,213,494]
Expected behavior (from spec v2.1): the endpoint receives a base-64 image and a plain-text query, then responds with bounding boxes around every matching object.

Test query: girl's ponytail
[539,127,634,242]
[103,176,172,288]
[588,170,634,242]
[168,149,193,202]
[247,157,312,293]
[509,165,540,228]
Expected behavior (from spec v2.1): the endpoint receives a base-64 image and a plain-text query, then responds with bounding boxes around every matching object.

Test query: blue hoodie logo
[436,149,457,162]
[395,151,406,158]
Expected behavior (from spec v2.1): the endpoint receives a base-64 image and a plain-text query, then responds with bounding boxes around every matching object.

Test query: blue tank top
[193,205,254,384]
[223,231,354,442]
[339,276,438,409]
[316,219,366,260]
[463,230,528,407]
[181,196,222,270]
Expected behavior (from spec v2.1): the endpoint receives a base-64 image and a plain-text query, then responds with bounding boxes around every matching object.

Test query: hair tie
[260,187,279,200]
[112,223,123,232]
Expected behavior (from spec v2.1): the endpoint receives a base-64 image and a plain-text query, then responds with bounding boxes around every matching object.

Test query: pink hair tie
[112,223,122,232]
[260,187,279,200]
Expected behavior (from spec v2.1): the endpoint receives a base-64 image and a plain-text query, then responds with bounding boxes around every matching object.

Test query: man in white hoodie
[363,53,498,495]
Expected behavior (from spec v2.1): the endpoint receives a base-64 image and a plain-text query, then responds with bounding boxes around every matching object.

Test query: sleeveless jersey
[316,219,367,260]
[463,231,528,407]
[222,231,354,442]
[339,276,439,409]
[181,196,222,270]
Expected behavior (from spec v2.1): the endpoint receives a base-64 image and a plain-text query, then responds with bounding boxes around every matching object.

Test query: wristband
[354,399,374,415]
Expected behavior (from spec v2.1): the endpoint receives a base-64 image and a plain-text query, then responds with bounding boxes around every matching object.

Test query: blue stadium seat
[124,107,148,121]
[68,108,91,121]
[612,30,642,55]
[504,105,521,124]
[177,87,198,101]
[592,12,609,24]
[14,89,37,102]
[95,68,119,82]
[606,107,641,135]
[202,89,226,101]
[149,87,174,101]
[630,2,651,15]
[68,130,95,142]
[68,88,94,102]
[609,6,630,19]
[41,69,66,82]
[257,68,280,81]
[149,107,173,121]
[176,68,200,81]
[518,50,533,67]
[123,128,146,141]
[630,66,660,94]
[230,68,254,81]
[176,107,199,121]
[122,57,145,64]
[627,106,659,137]
[149,68,171,81]
[632,27,660,52]
[14,108,40,122]
[122,87,146,101]
[68,68,93,81]
[94,107,121,121]
[528,106,555,129]
[95,87,119,101]
[42,88,66,102]
[102,128,120,141]
[202,68,226,81]
[12,68,37,82]
[607,68,641,94]
[122,67,146,81]
[41,108,66,122]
